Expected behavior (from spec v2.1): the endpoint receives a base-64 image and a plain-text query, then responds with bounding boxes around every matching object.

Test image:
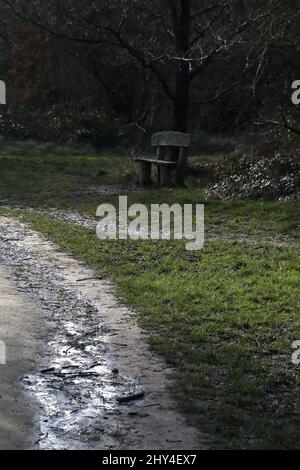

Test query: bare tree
[4,0,271,132]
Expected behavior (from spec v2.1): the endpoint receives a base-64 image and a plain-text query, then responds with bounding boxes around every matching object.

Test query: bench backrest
[151,131,190,148]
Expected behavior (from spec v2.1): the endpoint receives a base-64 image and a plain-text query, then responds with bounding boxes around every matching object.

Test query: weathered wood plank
[134,158,177,166]
[176,147,189,184]
[151,131,190,148]
[156,146,165,160]
[159,165,172,186]
[138,160,151,186]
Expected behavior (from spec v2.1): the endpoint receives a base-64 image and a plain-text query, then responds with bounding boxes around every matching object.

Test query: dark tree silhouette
[4,0,272,132]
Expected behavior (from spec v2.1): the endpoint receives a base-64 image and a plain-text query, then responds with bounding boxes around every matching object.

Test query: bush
[208,152,300,200]
[0,112,32,140]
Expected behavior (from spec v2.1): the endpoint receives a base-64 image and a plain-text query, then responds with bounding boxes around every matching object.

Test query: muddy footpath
[0,215,205,450]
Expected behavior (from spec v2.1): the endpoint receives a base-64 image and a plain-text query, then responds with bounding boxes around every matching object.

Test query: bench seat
[134,158,177,166]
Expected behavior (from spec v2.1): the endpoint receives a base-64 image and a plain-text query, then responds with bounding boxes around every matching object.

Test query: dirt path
[0,215,206,450]
[0,263,44,450]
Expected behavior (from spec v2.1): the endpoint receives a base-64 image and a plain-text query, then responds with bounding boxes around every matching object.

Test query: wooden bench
[134,131,191,186]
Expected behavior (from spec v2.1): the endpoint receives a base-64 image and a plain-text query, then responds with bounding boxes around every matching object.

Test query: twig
[76,277,103,282]
[116,391,145,403]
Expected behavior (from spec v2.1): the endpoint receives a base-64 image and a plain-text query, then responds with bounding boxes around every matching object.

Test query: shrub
[208,152,300,200]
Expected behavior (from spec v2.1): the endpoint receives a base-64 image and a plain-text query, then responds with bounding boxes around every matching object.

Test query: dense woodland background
[0,0,299,197]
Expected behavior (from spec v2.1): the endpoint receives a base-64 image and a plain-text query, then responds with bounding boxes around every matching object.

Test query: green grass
[9,211,299,449]
[0,153,134,207]
[1,151,300,448]
[110,190,300,240]
[0,152,299,240]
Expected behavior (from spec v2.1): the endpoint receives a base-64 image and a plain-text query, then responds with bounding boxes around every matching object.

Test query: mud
[0,264,43,450]
[0,216,205,450]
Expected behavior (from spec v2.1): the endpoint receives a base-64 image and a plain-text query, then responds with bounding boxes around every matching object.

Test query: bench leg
[139,161,152,186]
[155,165,161,185]
[176,148,188,185]
[159,165,171,186]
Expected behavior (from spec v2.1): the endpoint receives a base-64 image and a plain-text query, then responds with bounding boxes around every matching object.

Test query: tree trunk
[171,0,191,133]
[172,64,190,132]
